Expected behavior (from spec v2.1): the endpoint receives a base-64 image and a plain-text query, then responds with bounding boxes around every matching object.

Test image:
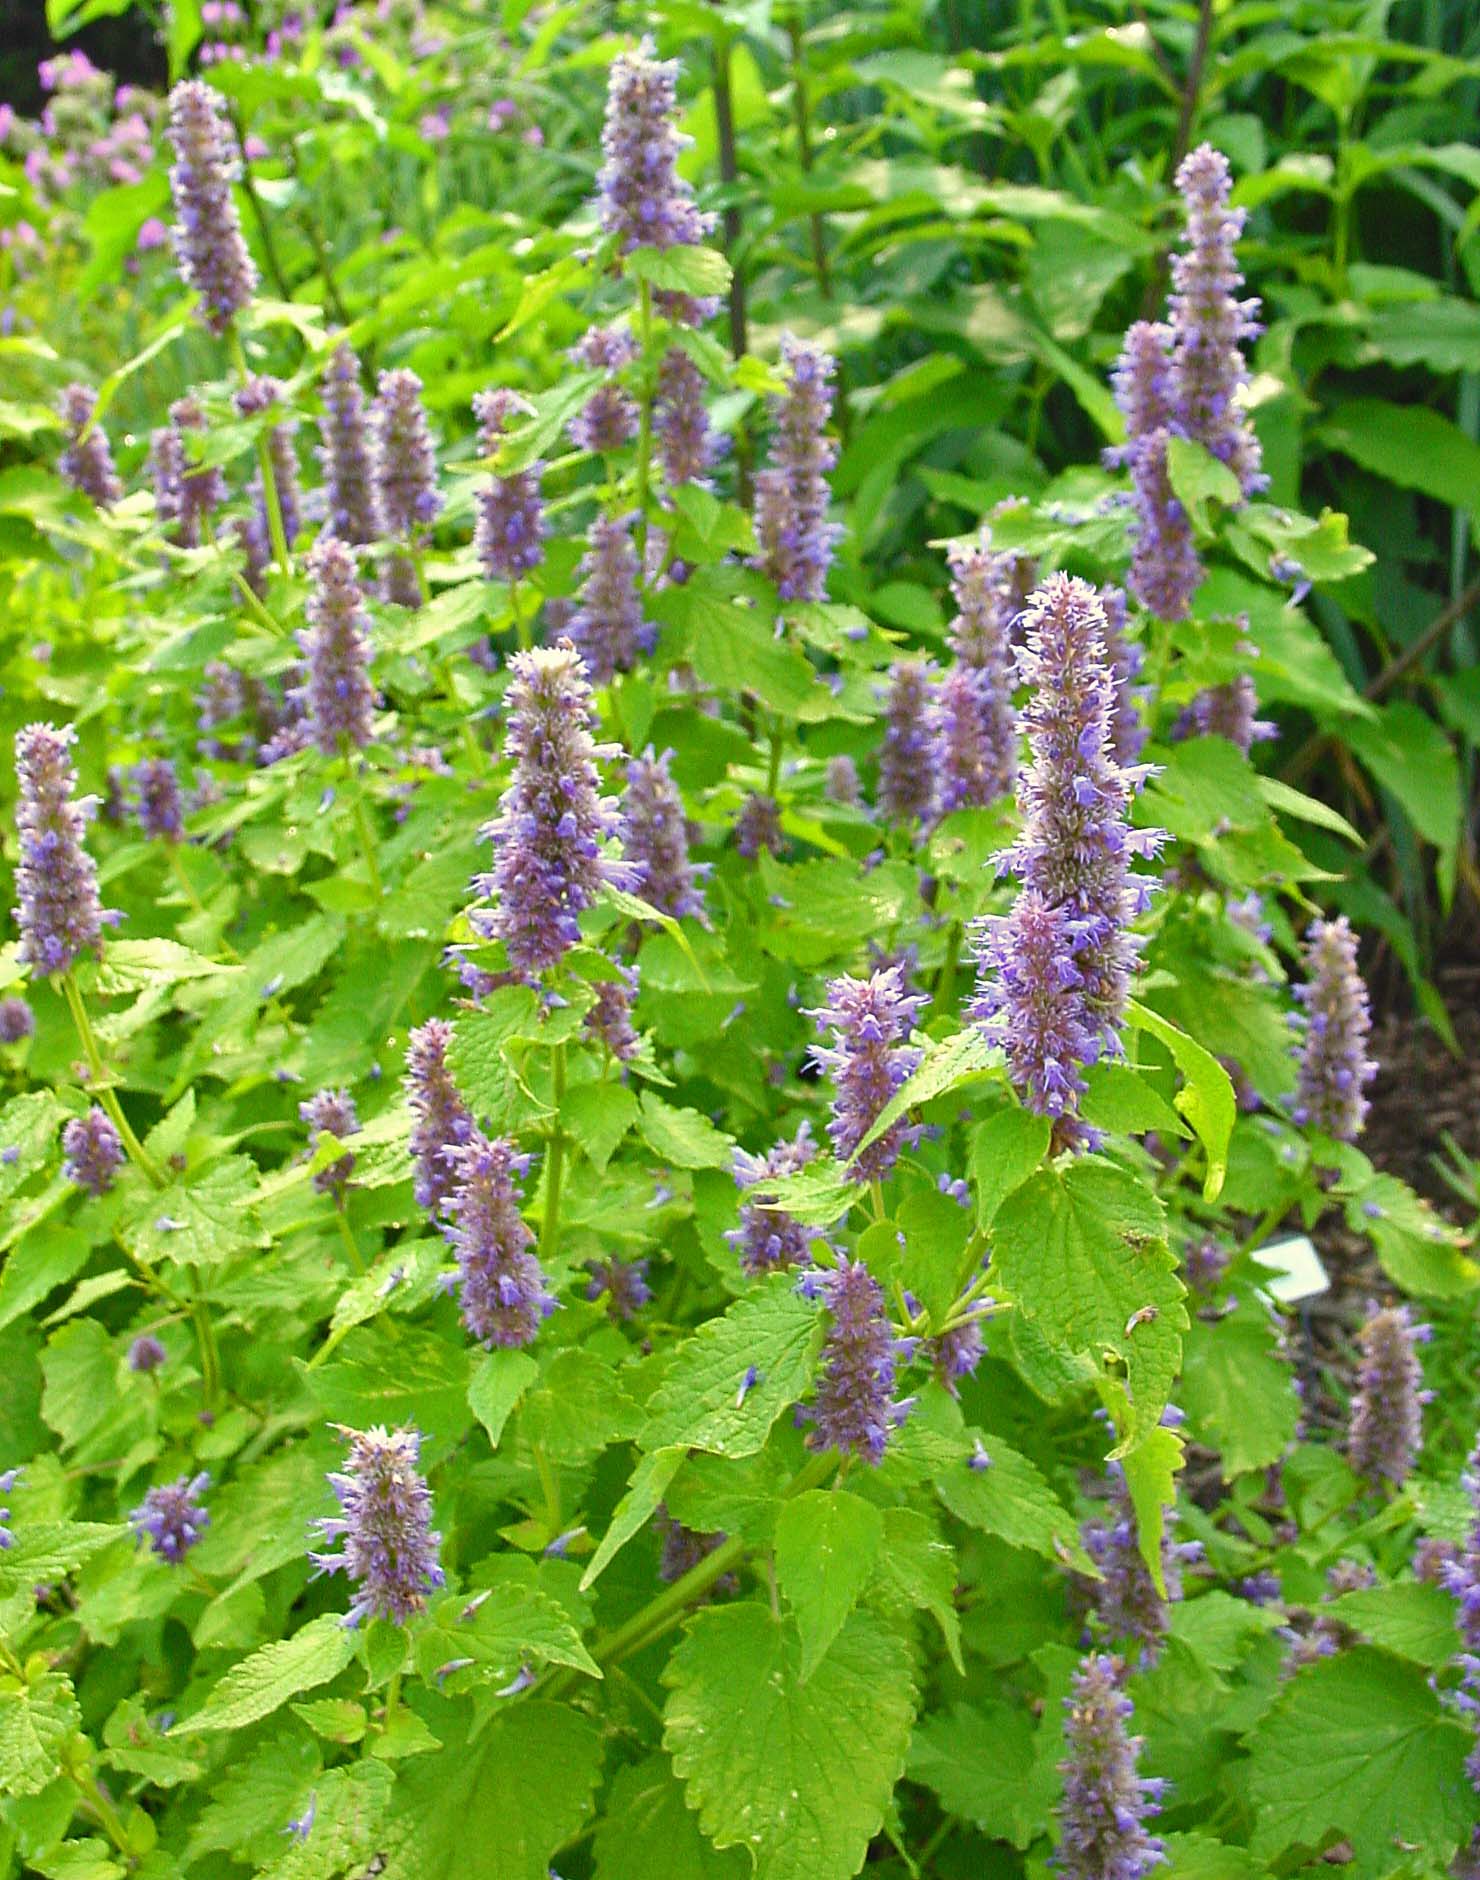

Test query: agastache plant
[1291,916,1376,1141]
[165,79,257,334]
[807,1261,907,1464]
[318,344,382,546]
[654,347,718,486]
[751,335,842,603]
[1172,672,1276,754]
[473,388,545,586]
[1348,1302,1430,1490]
[14,722,107,978]
[443,1133,556,1348]
[61,1107,124,1195]
[473,643,631,976]
[130,1473,210,1564]
[726,1123,822,1276]
[1440,1437,1480,1853]
[568,325,639,454]
[372,366,440,605]
[311,1425,444,1626]
[57,383,121,508]
[1054,1654,1167,1880]
[878,659,937,827]
[944,534,1017,795]
[568,512,654,684]
[971,576,1163,1144]
[1110,321,1202,621]
[405,1018,475,1215]
[623,747,707,922]
[807,965,926,1182]
[297,537,375,755]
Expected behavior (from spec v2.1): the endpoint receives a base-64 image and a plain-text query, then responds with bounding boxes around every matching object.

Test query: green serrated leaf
[851,1028,997,1163]
[412,1583,600,1690]
[467,1349,540,1451]
[592,1753,749,1880]
[581,1447,685,1592]
[639,1094,735,1170]
[189,1614,358,1734]
[626,244,733,297]
[906,1701,1040,1849]
[120,1156,269,1267]
[1126,1001,1237,1201]
[936,1430,1094,1570]
[774,1489,884,1681]
[0,1670,80,1795]
[664,1604,917,1880]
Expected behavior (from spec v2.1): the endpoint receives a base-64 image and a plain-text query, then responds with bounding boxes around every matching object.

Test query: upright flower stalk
[165,78,257,336]
[1054,1654,1167,1880]
[1291,916,1376,1142]
[58,383,122,509]
[807,965,926,1183]
[372,366,440,606]
[319,343,382,548]
[311,1425,444,1626]
[1348,1302,1430,1490]
[751,335,842,604]
[971,576,1164,1146]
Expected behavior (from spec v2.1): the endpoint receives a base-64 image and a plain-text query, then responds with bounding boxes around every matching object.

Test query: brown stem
[287,144,353,330]
[227,103,294,305]
[787,16,832,301]
[1138,0,1214,320]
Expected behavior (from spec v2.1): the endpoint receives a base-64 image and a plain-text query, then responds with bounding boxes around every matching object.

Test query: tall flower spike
[318,344,382,546]
[235,375,302,555]
[132,757,185,842]
[172,396,227,545]
[473,388,545,581]
[934,663,1010,817]
[1054,1653,1167,1880]
[442,1132,556,1348]
[808,1260,906,1465]
[373,367,439,605]
[944,535,1017,788]
[824,754,862,806]
[878,659,937,827]
[474,642,631,976]
[62,1107,124,1196]
[751,335,842,603]
[568,512,654,685]
[404,1018,475,1215]
[624,747,707,923]
[310,1425,444,1626]
[597,41,717,324]
[807,965,926,1182]
[726,1122,823,1276]
[1078,1462,1199,1665]
[165,79,257,333]
[1169,145,1264,497]
[299,1088,360,1202]
[971,576,1165,1144]
[1348,1302,1431,1490]
[585,965,642,1063]
[1110,322,1202,621]
[569,326,640,455]
[0,1468,19,1550]
[58,383,122,508]
[1440,1436,1480,1840]
[655,347,718,487]
[1291,916,1375,1142]
[298,536,375,755]
[14,722,107,977]
[1172,673,1276,754]
[0,998,35,1045]
[130,1473,210,1564]
[734,793,783,859]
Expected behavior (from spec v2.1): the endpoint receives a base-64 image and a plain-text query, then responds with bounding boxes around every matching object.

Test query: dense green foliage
[0,3,1478,1878]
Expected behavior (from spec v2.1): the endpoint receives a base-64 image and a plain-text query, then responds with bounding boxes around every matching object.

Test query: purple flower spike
[58,384,122,508]
[405,1018,475,1216]
[130,1472,210,1564]
[930,1317,985,1394]
[655,347,718,487]
[0,998,34,1044]
[0,1467,19,1549]
[165,80,257,333]
[1171,672,1276,754]
[807,965,926,1182]
[878,659,937,827]
[128,1333,167,1374]
[318,345,382,546]
[597,40,717,324]
[1170,145,1265,498]
[1110,322,1202,622]
[569,326,640,454]
[971,576,1165,1147]
[1054,1653,1167,1880]
[944,535,1017,790]
[934,663,1010,817]
[568,513,654,685]
[443,1132,556,1349]
[734,793,784,859]
[372,367,438,605]
[298,536,375,755]
[824,754,862,807]
[14,722,107,978]
[473,642,632,976]
[1439,1436,1480,1826]
[726,1123,823,1277]
[310,1425,444,1626]
[1291,916,1375,1142]
[751,335,842,603]
[1348,1301,1430,1490]
[62,1106,124,1196]
[1078,1462,1199,1665]
[472,389,545,581]
[300,1088,360,1202]
[624,747,707,922]
[808,1260,906,1465]
[585,1254,651,1322]
[132,757,185,843]
[153,395,225,548]
[585,965,641,1062]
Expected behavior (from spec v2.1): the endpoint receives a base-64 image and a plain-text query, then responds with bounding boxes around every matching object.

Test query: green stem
[766,723,783,796]
[62,975,166,1187]
[1237,1200,1294,1258]
[934,921,962,1009]
[230,569,289,639]
[341,752,383,901]
[228,327,292,574]
[509,576,531,651]
[335,1204,366,1275]
[190,1277,222,1411]
[169,847,240,962]
[540,1044,567,1264]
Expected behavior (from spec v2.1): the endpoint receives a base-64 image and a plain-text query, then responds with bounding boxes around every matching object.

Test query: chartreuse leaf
[640,1272,824,1458]
[1334,1156,1479,1297]
[627,243,733,297]
[1126,1001,1236,1201]
[0,1521,121,1591]
[374,1700,603,1880]
[774,1489,884,1681]
[935,1431,1094,1571]
[872,1507,963,1673]
[411,1582,600,1690]
[593,1754,749,1880]
[1180,1295,1301,1476]
[664,1604,917,1880]
[1115,1417,1183,1599]
[1165,436,1243,531]
[969,1107,1051,1225]
[850,1028,998,1164]
[1328,1582,1462,1666]
[467,1349,540,1451]
[120,1155,269,1267]
[990,1159,1186,1451]
[906,1702,1040,1849]
[1244,1648,1473,1874]
[263,1762,393,1880]
[189,1614,358,1733]
[0,1668,81,1795]
[639,1094,734,1170]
